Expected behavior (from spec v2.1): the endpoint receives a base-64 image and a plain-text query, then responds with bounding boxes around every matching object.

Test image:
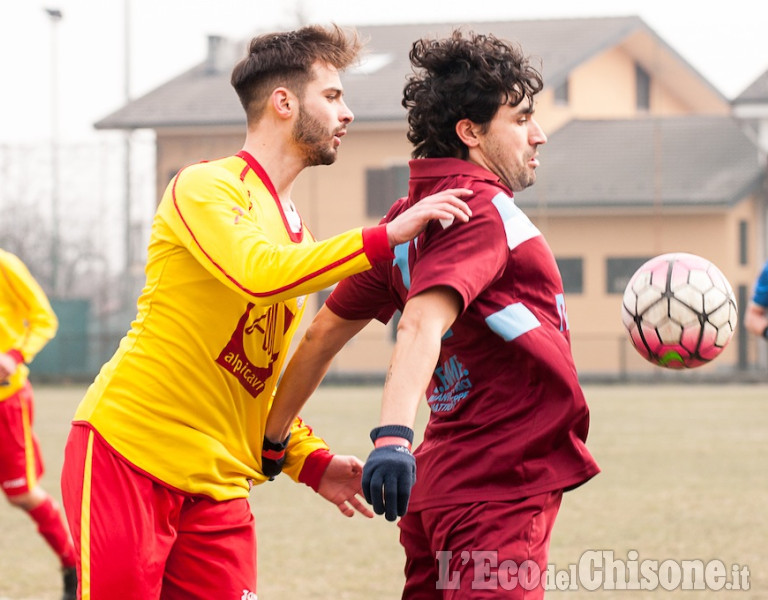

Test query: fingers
[385,188,474,247]
[336,494,375,518]
[420,188,473,222]
[383,473,399,522]
[367,470,385,515]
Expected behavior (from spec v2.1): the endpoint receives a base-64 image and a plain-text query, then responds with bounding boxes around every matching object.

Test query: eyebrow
[509,100,535,115]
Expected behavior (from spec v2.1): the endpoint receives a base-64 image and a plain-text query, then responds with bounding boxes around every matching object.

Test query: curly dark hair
[403,30,544,159]
[232,24,362,123]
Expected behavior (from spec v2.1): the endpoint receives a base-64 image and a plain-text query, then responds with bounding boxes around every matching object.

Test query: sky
[1,0,767,144]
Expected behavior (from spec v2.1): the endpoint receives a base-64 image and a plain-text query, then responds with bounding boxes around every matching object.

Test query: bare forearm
[379,287,462,429]
[267,339,334,441]
[379,323,442,429]
[266,306,369,441]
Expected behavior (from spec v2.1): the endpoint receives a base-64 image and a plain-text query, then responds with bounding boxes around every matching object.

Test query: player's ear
[455,119,481,148]
[271,88,295,119]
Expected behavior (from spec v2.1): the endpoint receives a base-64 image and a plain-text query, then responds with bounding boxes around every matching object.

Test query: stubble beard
[499,164,536,192]
[293,107,338,167]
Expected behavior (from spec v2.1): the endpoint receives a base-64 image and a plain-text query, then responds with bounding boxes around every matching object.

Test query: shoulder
[175,157,242,187]
[0,250,27,276]
[170,158,250,207]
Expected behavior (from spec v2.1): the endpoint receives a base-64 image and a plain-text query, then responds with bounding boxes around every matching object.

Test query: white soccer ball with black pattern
[621,252,737,369]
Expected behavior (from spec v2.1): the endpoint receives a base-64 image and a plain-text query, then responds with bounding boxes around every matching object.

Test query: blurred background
[1,0,767,382]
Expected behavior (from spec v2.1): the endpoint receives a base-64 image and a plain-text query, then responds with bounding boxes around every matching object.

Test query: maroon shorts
[61,424,257,600]
[0,381,43,497]
[398,490,563,599]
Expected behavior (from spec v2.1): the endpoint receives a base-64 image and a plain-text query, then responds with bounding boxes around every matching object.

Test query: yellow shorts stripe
[80,430,94,599]
[19,395,37,490]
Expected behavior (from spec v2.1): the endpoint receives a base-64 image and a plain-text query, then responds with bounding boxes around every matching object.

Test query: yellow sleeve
[280,416,332,487]
[162,163,390,306]
[0,252,58,362]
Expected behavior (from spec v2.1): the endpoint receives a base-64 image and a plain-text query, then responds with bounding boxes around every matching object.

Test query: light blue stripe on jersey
[491,192,541,250]
[393,242,411,290]
[485,303,541,341]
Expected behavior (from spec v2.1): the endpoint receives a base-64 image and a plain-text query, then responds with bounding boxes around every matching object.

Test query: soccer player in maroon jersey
[0,249,77,600]
[266,30,600,598]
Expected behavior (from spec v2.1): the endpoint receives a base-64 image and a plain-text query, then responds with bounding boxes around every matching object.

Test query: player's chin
[308,149,338,167]
[322,146,339,164]
[518,172,537,191]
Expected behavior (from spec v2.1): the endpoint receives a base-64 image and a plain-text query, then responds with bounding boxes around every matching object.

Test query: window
[635,64,650,111]
[606,257,651,294]
[366,165,409,218]
[556,257,583,294]
[554,79,569,106]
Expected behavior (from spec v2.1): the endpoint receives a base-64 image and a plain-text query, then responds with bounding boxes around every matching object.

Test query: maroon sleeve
[327,198,404,322]
[325,261,398,324]
[408,190,508,310]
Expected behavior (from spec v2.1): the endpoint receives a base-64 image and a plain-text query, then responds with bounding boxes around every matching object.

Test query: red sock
[28,496,76,568]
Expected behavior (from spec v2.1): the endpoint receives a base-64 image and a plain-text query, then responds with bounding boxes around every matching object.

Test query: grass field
[0,383,766,599]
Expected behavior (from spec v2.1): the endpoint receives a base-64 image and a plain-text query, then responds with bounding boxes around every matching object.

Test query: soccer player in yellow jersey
[0,249,77,600]
[60,24,471,599]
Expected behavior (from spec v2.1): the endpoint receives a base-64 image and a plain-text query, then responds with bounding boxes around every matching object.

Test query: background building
[95,16,768,380]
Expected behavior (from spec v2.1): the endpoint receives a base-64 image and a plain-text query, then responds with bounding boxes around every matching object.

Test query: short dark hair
[403,30,544,159]
[231,24,362,122]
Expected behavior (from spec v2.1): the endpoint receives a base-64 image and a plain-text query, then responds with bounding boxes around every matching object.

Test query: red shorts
[61,424,257,600]
[398,491,563,599]
[0,382,44,497]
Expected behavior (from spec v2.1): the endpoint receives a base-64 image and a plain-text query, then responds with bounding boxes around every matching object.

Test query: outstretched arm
[363,286,462,521]
[265,306,371,445]
[379,286,462,432]
[168,168,472,307]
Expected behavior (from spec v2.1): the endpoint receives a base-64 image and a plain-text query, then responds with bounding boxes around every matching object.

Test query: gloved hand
[261,433,290,479]
[362,425,416,521]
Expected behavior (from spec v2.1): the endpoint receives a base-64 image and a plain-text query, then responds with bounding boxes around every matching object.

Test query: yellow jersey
[0,249,58,400]
[74,151,391,500]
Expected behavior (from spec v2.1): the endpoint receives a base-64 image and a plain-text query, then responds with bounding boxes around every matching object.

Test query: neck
[241,129,304,202]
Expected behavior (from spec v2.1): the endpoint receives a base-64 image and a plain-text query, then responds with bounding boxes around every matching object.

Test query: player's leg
[0,383,77,594]
[161,495,257,600]
[61,424,180,599]
[399,509,442,599]
[417,491,563,599]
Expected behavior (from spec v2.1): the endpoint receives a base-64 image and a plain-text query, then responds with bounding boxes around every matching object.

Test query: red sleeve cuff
[361,225,394,263]
[7,349,24,365]
[298,448,334,492]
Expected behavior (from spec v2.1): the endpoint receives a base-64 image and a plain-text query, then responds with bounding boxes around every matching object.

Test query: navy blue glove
[362,425,416,521]
[261,433,290,479]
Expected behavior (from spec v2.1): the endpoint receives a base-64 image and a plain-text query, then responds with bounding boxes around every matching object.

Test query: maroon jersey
[327,158,599,510]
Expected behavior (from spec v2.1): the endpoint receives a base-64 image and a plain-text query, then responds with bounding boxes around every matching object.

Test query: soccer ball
[621,253,737,369]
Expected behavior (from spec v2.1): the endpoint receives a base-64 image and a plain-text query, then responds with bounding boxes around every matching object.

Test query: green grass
[1,384,766,599]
